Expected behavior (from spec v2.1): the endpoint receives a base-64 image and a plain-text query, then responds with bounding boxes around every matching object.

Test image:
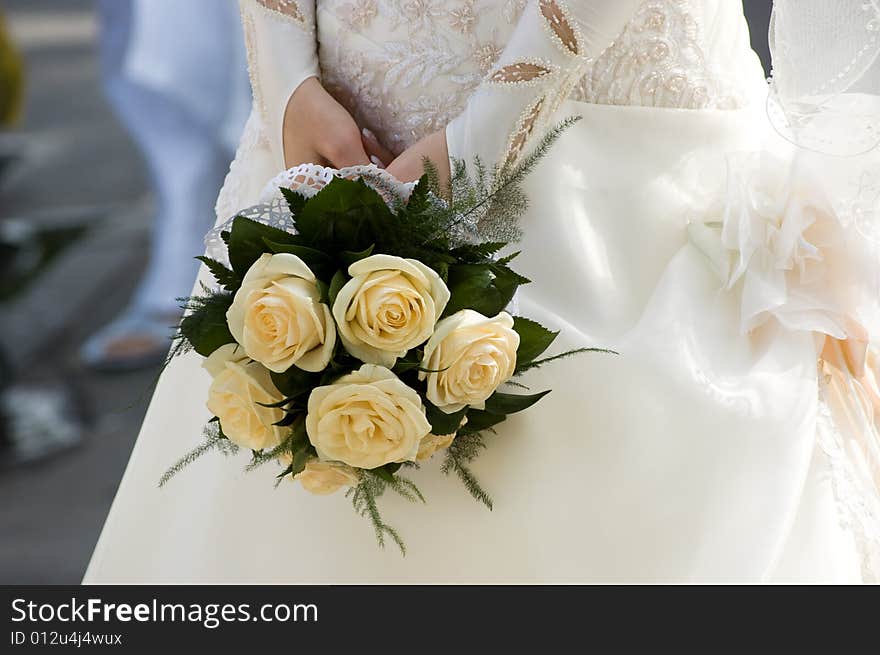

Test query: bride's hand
[282,77,392,169]
[386,130,450,190]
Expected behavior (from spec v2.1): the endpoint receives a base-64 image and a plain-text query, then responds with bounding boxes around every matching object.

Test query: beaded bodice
[315,0,764,154]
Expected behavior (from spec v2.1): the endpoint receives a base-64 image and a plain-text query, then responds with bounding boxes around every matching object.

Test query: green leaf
[294,177,393,251]
[340,244,375,267]
[391,350,423,376]
[280,187,308,216]
[483,390,551,415]
[262,239,335,279]
[288,448,312,478]
[371,467,394,483]
[290,414,309,443]
[460,409,507,434]
[443,264,494,316]
[489,262,530,302]
[276,463,294,480]
[178,293,236,357]
[196,256,240,292]
[449,241,508,264]
[443,262,529,317]
[270,367,320,399]
[392,360,422,374]
[328,270,348,306]
[369,463,401,483]
[255,396,297,409]
[272,413,299,427]
[278,419,313,478]
[496,251,520,266]
[227,216,297,276]
[424,400,468,435]
[433,260,450,284]
[319,366,347,387]
[405,174,431,216]
[512,316,559,365]
[315,279,330,304]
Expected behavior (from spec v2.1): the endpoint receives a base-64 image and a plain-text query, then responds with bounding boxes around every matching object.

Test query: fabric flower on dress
[688,153,868,340]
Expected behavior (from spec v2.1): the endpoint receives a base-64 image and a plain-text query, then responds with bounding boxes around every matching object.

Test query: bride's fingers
[361,128,394,168]
[387,131,450,187]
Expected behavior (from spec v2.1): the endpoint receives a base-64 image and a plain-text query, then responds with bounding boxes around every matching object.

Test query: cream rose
[294,459,360,495]
[204,344,287,450]
[420,310,519,413]
[416,432,456,461]
[306,364,432,469]
[226,253,336,373]
[332,254,450,367]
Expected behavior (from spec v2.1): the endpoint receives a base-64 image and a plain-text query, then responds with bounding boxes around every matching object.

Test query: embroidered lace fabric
[570,0,742,109]
[221,0,759,222]
[256,0,308,23]
[317,0,751,155]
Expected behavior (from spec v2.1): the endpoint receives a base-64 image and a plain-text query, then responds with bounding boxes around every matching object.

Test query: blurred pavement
[0,0,159,583]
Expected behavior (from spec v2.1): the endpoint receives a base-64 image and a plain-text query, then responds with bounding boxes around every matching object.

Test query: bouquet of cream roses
[161,127,599,551]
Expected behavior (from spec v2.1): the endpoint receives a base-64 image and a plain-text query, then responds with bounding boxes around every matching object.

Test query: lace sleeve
[239,0,319,167]
[446,0,644,171]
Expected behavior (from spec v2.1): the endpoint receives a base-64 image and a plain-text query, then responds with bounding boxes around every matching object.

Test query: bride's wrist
[282,76,324,168]
[387,130,450,188]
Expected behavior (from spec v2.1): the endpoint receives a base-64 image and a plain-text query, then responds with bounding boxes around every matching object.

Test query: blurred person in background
[82,0,250,371]
[0,10,22,127]
[0,7,23,176]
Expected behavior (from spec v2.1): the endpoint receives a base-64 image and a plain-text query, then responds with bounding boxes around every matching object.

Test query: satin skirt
[84,101,864,583]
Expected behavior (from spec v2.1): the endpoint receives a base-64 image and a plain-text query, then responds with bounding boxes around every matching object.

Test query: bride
[85,0,880,583]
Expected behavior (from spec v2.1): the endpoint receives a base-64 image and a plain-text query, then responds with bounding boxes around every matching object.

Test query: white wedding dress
[85,0,880,583]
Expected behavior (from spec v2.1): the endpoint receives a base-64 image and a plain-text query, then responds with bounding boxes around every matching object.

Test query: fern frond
[444,453,493,510]
[516,347,617,374]
[159,422,239,487]
[502,115,581,183]
[245,436,294,472]
[444,431,488,465]
[349,474,407,555]
[430,118,580,247]
[386,475,426,503]
[421,156,449,199]
[359,169,410,211]
[441,432,493,509]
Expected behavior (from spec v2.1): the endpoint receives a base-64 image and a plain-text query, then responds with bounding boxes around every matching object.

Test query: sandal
[79,309,180,373]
